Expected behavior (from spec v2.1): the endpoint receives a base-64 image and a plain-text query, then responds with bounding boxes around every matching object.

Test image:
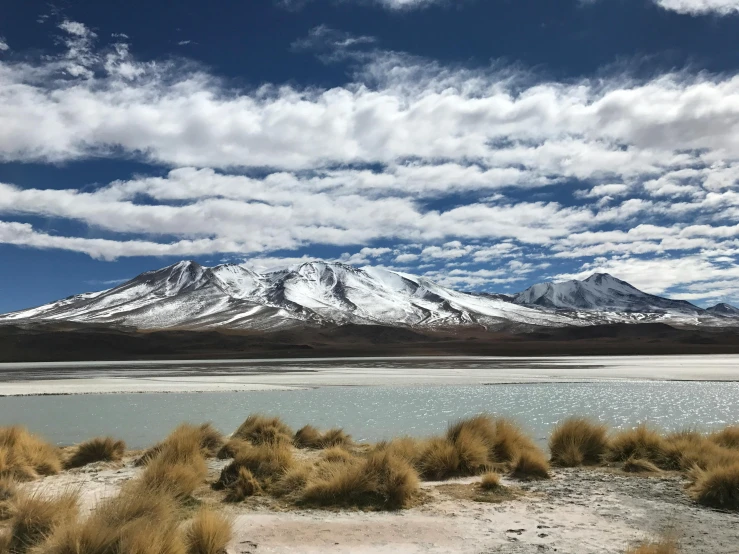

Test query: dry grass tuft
[233,415,293,445]
[64,437,125,469]
[709,426,739,450]
[625,536,679,554]
[509,449,550,480]
[302,451,419,509]
[623,457,661,474]
[224,468,261,502]
[6,491,79,553]
[479,472,501,490]
[215,442,294,490]
[418,437,461,480]
[216,439,248,460]
[606,424,667,464]
[549,417,608,467]
[0,477,16,521]
[293,425,353,449]
[321,447,354,464]
[0,427,61,481]
[690,462,739,510]
[271,464,313,498]
[184,507,232,554]
[137,454,207,501]
[136,423,224,467]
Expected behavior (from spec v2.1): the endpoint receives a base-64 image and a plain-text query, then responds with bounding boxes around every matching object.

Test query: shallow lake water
[1,380,738,449]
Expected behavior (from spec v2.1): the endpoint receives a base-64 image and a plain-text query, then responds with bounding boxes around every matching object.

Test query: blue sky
[2,0,739,313]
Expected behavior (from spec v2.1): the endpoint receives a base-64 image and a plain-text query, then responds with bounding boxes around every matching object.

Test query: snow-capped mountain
[0,261,732,331]
[707,303,739,317]
[512,273,703,315]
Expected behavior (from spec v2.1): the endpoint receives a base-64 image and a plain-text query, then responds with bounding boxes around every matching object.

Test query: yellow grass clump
[5,491,79,553]
[136,423,224,466]
[216,438,248,460]
[224,467,261,502]
[606,424,668,464]
[64,437,126,469]
[233,414,293,445]
[623,457,661,474]
[0,477,16,521]
[293,425,353,449]
[0,427,62,481]
[510,449,550,480]
[549,417,609,467]
[709,426,739,450]
[321,447,354,464]
[215,442,294,490]
[184,507,232,554]
[301,451,419,509]
[270,465,313,498]
[479,472,501,490]
[690,462,739,510]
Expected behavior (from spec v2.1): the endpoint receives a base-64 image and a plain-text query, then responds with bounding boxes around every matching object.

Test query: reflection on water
[1,381,737,448]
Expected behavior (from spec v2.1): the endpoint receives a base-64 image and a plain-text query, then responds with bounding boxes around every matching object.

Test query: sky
[2,0,739,313]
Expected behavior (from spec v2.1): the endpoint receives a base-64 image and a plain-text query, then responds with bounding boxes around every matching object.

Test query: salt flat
[0,355,738,396]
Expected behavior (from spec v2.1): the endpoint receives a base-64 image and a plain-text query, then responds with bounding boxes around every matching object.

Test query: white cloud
[0,39,8,52]
[654,0,739,15]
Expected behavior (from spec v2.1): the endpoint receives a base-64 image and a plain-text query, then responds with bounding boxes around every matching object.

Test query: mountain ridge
[0,260,733,331]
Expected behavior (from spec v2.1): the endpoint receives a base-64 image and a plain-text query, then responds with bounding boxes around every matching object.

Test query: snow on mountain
[0,262,731,331]
[513,273,703,316]
[707,303,739,317]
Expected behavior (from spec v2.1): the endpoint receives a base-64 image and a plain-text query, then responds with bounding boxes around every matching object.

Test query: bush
[690,462,739,510]
[0,427,61,481]
[6,491,79,553]
[184,507,232,554]
[302,451,419,509]
[216,439,247,460]
[293,425,353,449]
[224,468,261,502]
[321,447,354,464]
[549,418,608,467]
[271,465,313,498]
[137,454,207,501]
[418,437,461,480]
[64,437,126,469]
[233,415,293,445]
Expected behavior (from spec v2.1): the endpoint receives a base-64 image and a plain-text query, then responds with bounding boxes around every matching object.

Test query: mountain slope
[0,262,731,331]
[512,273,702,315]
[707,303,739,317]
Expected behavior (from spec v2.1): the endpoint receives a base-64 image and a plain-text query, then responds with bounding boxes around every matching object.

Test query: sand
[2,354,739,395]
[19,456,739,554]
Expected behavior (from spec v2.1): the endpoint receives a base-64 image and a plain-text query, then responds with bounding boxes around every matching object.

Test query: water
[1,381,738,448]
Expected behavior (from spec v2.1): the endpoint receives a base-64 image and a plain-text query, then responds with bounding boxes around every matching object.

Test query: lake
[0,356,738,448]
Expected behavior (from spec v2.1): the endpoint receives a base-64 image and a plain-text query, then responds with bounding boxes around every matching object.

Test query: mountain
[0,262,731,331]
[707,303,739,317]
[512,273,703,315]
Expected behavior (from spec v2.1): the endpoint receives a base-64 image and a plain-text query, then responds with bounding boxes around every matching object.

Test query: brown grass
[625,536,679,553]
[6,491,79,553]
[510,449,550,480]
[64,437,126,469]
[0,427,61,481]
[215,442,294,490]
[184,507,232,554]
[216,439,248,460]
[709,426,739,450]
[301,451,419,509]
[233,414,293,445]
[623,457,661,474]
[137,454,207,500]
[293,425,353,449]
[690,462,739,510]
[224,467,262,502]
[321,447,354,463]
[136,423,224,466]
[479,472,501,490]
[0,477,16,521]
[606,425,667,464]
[549,418,608,467]
[271,465,313,498]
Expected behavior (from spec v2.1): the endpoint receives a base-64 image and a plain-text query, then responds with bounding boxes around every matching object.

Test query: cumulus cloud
[1,20,738,301]
[654,0,739,15]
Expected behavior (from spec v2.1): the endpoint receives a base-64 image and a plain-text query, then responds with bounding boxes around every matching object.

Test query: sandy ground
[19,456,739,554]
[2,355,739,395]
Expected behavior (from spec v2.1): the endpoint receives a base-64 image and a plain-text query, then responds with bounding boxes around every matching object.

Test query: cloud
[276,0,452,11]
[653,0,739,15]
[0,39,8,52]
